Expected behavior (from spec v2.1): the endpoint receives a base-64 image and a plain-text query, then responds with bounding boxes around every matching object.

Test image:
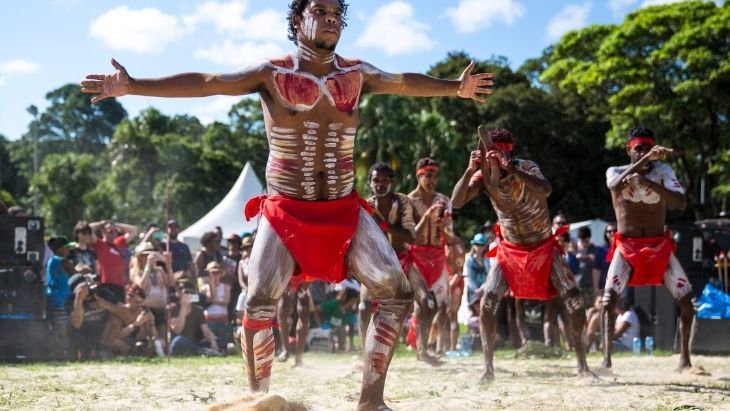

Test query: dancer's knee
[480,293,500,317]
[245,295,278,321]
[563,288,583,314]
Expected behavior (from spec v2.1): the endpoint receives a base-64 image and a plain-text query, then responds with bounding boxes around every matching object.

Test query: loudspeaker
[690,318,730,355]
[0,319,51,362]
[0,215,45,267]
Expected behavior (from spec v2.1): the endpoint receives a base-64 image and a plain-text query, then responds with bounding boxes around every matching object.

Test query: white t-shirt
[616,308,641,349]
[606,161,685,204]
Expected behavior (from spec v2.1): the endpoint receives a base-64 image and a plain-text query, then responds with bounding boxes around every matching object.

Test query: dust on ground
[1,349,728,410]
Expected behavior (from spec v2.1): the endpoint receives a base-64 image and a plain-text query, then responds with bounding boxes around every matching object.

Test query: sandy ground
[1,349,729,410]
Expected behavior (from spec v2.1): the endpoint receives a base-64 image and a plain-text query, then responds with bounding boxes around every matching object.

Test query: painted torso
[409,191,453,247]
[473,159,552,244]
[260,54,363,201]
[366,192,416,251]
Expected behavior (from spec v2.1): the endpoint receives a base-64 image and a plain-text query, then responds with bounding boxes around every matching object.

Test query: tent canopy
[179,162,264,253]
[569,218,610,246]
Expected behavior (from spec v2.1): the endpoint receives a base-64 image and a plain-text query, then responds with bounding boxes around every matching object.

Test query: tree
[540,1,730,219]
[31,153,102,235]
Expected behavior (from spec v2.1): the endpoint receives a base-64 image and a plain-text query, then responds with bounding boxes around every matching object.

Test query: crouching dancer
[601,126,697,373]
[452,127,593,381]
[82,0,493,407]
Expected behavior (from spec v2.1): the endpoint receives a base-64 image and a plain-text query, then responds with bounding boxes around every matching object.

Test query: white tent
[179,162,264,253]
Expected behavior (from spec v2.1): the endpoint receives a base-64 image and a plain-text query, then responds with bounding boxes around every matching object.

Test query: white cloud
[184,1,287,42]
[0,59,41,75]
[190,96,243,125]
[546,2,592,40]
[447,0,525,33]
[356,2,434,55]
[194,40,285,67]
[608,0,637,14]
[89,6,186,53]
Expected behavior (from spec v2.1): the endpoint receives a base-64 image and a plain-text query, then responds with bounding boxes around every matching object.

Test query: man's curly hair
[287,0,349,45]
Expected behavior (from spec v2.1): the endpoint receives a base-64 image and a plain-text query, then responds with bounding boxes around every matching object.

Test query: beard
[315,40,337,51]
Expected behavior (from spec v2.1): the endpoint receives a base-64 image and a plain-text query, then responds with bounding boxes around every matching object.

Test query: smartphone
[185,293,199,303]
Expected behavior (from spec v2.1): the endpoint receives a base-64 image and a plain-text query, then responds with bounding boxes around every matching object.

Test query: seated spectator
[68,267,113,360]
[194,231,223,287]
[129,243,172,340]
[168,280,220,356]
[200,261,231,354]
[312,287,360,352]
[612,298,641,351]
[46,236,73,360]
[96,284,160,357]
[68,221,99,274]
[584,295,603,351]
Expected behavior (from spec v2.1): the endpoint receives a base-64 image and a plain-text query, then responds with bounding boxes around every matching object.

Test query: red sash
[607,230,676,286]
[245,192,367,284]
[395,250,413,276]
[487,224,567,300]
[409,245,446,289]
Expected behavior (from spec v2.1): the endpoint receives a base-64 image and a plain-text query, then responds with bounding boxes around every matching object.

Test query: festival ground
[1,346,728,410]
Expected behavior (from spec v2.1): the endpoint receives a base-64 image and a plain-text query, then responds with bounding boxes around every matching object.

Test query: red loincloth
[486,225,568,300]
[409,245,446,289]
[396,250,413,276]
[245,192,367,284]
[607,230,676,286]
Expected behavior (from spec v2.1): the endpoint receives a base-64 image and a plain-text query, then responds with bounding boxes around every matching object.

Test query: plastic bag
[696,283,730,319]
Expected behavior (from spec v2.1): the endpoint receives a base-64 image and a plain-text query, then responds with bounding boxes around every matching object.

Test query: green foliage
[540,1,730,218]
[31,152,102,235]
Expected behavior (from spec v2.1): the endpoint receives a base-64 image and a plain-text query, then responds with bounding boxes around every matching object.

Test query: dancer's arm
[362,61,493,102]
[491,152,551,198]
[607,145,674,190]
[452,150,486,208]
[81,59,267,103]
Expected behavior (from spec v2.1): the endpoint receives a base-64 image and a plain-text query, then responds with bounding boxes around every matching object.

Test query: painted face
[298,0,343,50]
[627,142,653,168]
[369,170,392,197]
[417,169,439,193]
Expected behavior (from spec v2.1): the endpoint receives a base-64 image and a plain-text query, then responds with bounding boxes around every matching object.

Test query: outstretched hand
[457,61,493,103]
[80,59,130,104]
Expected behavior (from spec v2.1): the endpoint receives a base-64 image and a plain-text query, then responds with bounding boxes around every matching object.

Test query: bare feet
[678,365,711,376]
[276,351,289,363]
[356,400,393,411]
[577,367,598,380]
[479,370,494,383]
[601,358,612,368]
[417,352,444,367]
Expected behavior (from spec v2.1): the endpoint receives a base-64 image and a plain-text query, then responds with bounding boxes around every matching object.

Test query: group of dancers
[81,0,699,409]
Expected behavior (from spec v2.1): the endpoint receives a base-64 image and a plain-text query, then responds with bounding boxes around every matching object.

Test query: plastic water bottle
[645,336,655,356]
[632,337,642,356]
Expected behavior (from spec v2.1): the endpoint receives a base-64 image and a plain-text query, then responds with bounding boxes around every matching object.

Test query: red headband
[417,165,440,176]
[494,142,514,152]
[627,137,655,149]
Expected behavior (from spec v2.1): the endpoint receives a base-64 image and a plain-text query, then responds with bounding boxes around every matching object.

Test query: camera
[84,274,118,304]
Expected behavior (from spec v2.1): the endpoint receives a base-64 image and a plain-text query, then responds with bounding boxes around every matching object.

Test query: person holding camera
[200,261,231,354]
[168,280,220,356]
[130,242,173,341]
[68,266,113,360]
[96,284,159,356]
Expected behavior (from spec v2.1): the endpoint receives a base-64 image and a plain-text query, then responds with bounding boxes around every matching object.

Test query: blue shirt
[465,253,488,293]
[46,255,70,308]
[564,251,579,275]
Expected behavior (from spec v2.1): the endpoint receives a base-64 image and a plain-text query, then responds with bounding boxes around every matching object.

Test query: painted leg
[241,216,295,392]
[677,294,695,370]
[416,303,442,366]
[347,208,415,411]
[358,286,372,355]
[276,289,294,362]
[515,298,528,346]
[543,299,557,347]
[600,290,618,368]
[564,289,594,378]
[294,284,311,367]
[479,292,500,382]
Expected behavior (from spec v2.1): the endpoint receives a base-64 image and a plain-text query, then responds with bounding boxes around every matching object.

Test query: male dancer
[276,278,310,366]
[601,126,696,371]
[452,127,593,380]
[364,162,439,364]
[82,1,492,408]
[408,158,454,363]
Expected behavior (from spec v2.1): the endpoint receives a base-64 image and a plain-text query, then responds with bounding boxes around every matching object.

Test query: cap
[226,233,242,244]
[470,233,487,246]
[134,241,156,254]
[242,236,253,247]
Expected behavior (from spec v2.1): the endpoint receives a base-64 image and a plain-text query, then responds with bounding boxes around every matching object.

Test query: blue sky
[0,0,689,141]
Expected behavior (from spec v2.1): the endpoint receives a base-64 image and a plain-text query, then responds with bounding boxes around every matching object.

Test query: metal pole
[27,105,39,215]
